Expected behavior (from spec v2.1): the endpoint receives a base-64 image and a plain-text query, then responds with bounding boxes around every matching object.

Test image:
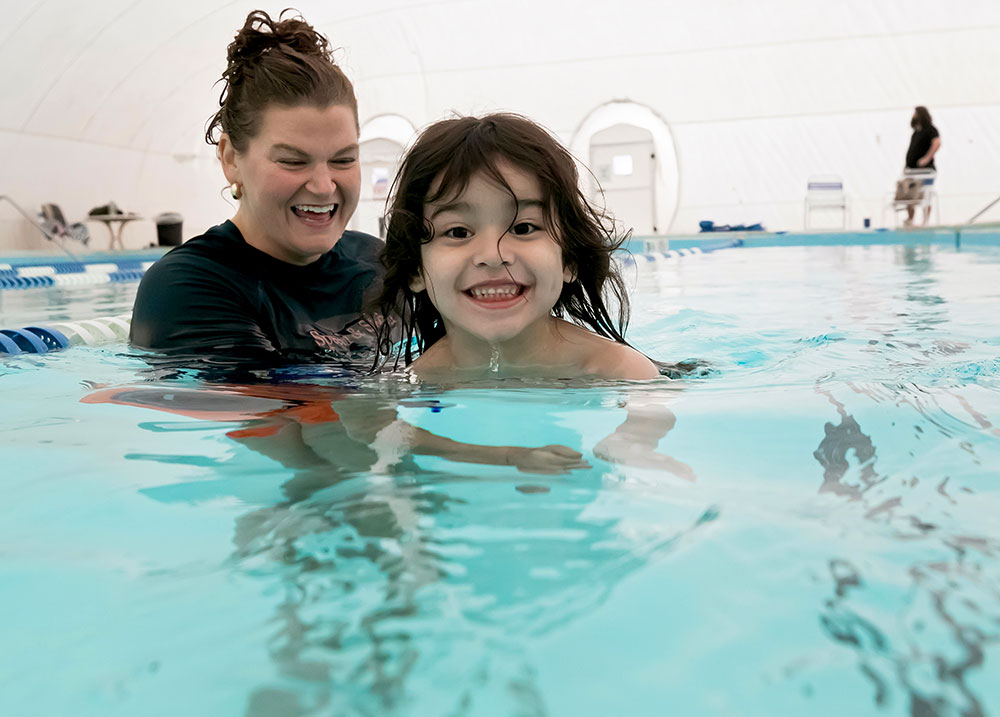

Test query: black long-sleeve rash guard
[130,220,384,366]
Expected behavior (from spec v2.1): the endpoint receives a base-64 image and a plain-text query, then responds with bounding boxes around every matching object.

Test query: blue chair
[39,203,90,245]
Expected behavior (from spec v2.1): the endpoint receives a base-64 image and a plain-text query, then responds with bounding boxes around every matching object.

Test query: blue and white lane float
[1,239,745,354]
[615,238,743,268]
[0,260,155,290]
[0,313,132,355]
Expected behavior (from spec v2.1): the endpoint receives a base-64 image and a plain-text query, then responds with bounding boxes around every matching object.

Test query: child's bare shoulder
[408,340,451,377]
[587,341,659,380]
[558,322,658,380]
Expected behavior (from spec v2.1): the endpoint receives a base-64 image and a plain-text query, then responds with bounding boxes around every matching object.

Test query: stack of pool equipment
[0,313,131,355]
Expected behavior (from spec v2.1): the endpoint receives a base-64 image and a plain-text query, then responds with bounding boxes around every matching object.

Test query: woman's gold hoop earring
[230,182,243,200]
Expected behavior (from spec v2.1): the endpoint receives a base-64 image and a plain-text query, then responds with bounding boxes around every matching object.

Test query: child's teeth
[471,286,519,297]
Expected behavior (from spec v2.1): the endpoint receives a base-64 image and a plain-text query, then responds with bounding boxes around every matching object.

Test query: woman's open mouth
[291,203,338,225]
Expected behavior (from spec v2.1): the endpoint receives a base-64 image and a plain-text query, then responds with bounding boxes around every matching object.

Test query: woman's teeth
[468,285,522,298]
[292,204,337,217]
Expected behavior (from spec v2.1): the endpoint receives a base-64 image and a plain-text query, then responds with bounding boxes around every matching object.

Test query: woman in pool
[130,10,381,366]
[374,113,659,381]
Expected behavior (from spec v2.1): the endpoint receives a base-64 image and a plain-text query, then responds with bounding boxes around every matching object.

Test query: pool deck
[620,222,1000,254]
[2,223,999,268]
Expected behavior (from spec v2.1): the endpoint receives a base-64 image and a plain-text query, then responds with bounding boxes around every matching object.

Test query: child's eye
[443,227,472,240]
[332,157,357,166]
[510,221,541,236]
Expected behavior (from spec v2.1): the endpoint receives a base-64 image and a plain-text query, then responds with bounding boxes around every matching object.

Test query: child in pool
[374,113,659,381]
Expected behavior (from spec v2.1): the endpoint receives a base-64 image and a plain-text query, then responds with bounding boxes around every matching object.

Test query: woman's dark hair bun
[206,8,357,148]
[226,9,332,78]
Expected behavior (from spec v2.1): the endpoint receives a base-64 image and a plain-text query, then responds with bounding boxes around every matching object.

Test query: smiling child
[374,113,658,381]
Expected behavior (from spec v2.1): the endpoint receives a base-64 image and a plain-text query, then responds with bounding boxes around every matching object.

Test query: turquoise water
[2,240,1000,715]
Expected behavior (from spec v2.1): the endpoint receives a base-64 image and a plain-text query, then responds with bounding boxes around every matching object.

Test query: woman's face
[221,103,361,265]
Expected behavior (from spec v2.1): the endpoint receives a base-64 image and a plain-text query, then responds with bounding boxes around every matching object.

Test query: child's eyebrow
[430,198,544,219]
[429,201,473,219]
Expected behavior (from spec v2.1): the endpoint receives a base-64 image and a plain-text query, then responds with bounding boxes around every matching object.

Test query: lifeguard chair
[886,168,938,227]
[804,175,848,229]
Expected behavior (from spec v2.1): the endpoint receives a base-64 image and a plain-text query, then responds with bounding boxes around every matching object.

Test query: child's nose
[472,232,512,267]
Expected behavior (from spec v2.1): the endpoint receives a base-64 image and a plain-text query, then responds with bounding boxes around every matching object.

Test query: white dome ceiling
[2,0,999,244]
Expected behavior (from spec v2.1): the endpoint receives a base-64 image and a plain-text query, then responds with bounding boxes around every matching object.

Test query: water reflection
[85,379,698,714]
[812,379,1000,713]
[47,241,1000,713]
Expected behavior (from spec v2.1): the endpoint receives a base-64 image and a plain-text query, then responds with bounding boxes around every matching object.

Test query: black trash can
[155,212,183,247]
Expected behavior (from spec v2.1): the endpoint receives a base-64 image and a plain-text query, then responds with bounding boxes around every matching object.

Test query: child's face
[411,162,573,346]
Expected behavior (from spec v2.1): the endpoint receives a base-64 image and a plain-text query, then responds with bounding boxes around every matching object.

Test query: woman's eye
[278,159,305,167]
[333,158,357,166]
[511,221,540,236]
[443,227,471,239]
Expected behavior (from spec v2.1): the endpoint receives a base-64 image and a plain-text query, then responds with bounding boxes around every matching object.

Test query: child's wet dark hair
[373,112,633,368]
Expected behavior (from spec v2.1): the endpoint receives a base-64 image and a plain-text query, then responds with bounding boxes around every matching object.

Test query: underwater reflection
[812,383,1000,714]
[83,379,698,714]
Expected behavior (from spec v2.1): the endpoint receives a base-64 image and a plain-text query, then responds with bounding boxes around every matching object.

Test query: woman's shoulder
[337,230,384,262]
[156,220,243,262]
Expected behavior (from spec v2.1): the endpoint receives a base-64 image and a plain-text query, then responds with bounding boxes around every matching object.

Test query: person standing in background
[903,106,941,227]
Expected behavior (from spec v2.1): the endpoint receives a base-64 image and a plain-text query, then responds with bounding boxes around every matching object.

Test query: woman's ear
[218,133,241,185]
[563,264,576,283]
[409,271,426,293]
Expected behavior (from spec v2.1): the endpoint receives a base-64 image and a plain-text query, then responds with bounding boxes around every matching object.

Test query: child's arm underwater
[313,393,590,475]
[592,391,695,480]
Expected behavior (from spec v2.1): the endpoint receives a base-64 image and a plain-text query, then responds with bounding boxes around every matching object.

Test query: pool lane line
[616,237,743,266]
[0,259,157,290]
[0,313,131,355]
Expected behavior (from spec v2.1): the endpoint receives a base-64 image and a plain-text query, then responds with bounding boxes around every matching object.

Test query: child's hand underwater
[593,434,695,481]
[506,445,591,474]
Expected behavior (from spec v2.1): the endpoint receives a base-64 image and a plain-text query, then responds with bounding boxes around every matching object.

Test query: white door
[589,124,657,236]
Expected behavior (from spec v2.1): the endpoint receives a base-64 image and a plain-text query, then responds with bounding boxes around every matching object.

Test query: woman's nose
[305,166,337,196]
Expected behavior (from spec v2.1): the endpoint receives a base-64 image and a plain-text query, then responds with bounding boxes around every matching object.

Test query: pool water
[2,240,999,716]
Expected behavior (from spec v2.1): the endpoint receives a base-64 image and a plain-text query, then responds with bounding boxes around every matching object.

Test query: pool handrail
[968,194,1000,225]
[0,195,80,262]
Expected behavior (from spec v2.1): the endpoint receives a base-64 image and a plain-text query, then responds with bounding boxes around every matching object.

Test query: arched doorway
[352,114,416,238]
[589,123,657,236]
[356,137,404,238]
[571,102,679,236]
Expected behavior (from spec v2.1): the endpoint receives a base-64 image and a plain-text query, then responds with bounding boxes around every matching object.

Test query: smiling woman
[219,104,362,266]
[129,10,382,367]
